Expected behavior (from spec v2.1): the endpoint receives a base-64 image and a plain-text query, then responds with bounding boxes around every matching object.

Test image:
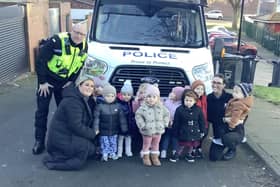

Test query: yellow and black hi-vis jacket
[36,32,88,85]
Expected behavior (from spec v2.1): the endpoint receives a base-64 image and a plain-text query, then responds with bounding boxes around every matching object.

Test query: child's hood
[230,95,254,108]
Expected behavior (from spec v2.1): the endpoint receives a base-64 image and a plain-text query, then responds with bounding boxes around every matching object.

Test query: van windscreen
[93,2,204,47]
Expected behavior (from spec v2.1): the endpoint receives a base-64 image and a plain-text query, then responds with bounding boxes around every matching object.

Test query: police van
[84,0,213,96]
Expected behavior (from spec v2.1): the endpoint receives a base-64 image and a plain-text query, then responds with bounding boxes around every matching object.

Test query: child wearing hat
[224,83,254,129]
[93,84,128,161]
[170,89,206,163]
[132,83,150,112]
[221,83,254,160]
[117,80,135,158]
[140,76,160,87]
[160,86,185,159]
[93,76,108,104]
[132,83,152,155]
[191,80,208,158]
[132,77,159,112]
[135,85,170,166]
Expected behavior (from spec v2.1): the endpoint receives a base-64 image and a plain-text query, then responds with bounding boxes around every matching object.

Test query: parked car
[207,26,236,36]
[208,31,230,41]
[205,10,223,20]
[209,35,257,56]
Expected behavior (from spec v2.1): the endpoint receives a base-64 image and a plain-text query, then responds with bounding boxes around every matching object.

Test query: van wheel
[218,16,222,20]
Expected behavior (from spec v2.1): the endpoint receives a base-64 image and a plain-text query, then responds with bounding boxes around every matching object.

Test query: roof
[251,12,280,24]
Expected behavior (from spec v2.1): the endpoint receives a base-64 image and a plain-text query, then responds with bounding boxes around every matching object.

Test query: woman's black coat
[43,84,97,170]
[207,90,233,139]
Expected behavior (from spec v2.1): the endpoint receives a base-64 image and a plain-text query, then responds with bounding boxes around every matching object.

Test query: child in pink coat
[160,86,185,159]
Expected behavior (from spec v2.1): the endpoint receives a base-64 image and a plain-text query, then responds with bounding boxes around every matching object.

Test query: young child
[160,86,185,159]
[117,80,135,158]
[135,85,170,166]
[170,89,206,163]
[93,76,107,104]
[93,84,128,161]
[224,83,253,129]
[221,83,253,160]
[132,83,149,113]
[140,76,160,87]
[131,82,151,155]
[191,80,208,158]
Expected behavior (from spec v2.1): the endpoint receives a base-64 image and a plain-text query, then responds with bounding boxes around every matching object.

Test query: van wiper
[161,49,190,53]
[109,46,140,50]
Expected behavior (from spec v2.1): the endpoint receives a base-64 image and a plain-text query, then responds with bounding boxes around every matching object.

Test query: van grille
[109,65,189,96]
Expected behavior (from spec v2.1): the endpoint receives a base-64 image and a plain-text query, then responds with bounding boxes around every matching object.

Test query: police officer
[32,24,88,155]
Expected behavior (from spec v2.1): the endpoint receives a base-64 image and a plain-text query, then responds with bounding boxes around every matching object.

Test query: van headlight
[84,56,108,76]
[192,64,213,82]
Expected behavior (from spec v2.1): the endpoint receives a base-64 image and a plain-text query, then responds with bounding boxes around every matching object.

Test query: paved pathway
[242,35,280,176]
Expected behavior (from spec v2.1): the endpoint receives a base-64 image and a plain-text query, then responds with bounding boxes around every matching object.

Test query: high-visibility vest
[47,33,87,78]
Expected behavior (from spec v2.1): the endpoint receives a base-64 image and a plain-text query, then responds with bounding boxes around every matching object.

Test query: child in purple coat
[160,86,185,159]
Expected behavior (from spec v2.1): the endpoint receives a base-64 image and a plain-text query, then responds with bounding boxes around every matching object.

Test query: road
[0,76,279,187]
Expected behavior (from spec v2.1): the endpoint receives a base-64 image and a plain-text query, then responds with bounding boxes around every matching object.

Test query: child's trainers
[160,150,167,159]
[117,152,123,158]
[110,153,119,160]
[125,152,133,157]
[185,153,195,163]
[241,136,247,143]
[169,153,179,163]
[101,155,108,162]
[192,148,203,159]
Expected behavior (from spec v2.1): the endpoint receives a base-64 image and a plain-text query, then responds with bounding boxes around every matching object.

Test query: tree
[228,0,242,30]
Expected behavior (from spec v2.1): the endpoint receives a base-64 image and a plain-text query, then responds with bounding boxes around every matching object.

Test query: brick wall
[50,2,72,32]
[26,0,49,73]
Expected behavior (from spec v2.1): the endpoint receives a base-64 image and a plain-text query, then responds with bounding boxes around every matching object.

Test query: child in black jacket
[170,90,206,163]
[93,84,128,161]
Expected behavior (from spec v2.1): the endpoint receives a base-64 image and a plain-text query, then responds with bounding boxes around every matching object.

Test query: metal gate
[0,5,27,84]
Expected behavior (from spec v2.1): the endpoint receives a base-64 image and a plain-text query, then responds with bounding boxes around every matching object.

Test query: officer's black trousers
[209,124,244,161]
[34,85,63,142]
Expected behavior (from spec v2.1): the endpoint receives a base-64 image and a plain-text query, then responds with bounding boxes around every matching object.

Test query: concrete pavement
[245,98,280,176]
[244,36,280,177]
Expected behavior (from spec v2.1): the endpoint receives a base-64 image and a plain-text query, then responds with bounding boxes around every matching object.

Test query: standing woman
[43,75,99,170]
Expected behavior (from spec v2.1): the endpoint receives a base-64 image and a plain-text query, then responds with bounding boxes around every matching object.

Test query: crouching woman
[43,75,99,170]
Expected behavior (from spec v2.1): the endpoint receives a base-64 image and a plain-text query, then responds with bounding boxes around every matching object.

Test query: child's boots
[125,136,133,157]
[151,152,161,166]
[117,136,124,158]
[142,152,152,166]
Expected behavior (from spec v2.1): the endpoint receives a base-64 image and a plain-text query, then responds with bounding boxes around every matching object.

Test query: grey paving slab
[246,97,280,176]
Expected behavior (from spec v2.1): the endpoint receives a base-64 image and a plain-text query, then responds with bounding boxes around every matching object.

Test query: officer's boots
[32,140,45,155]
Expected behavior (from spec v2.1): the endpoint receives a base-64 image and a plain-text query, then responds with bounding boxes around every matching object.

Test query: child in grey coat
[135,85,170,166]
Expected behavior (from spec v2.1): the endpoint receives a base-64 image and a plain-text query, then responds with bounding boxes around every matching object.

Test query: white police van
[84,0,213,96]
